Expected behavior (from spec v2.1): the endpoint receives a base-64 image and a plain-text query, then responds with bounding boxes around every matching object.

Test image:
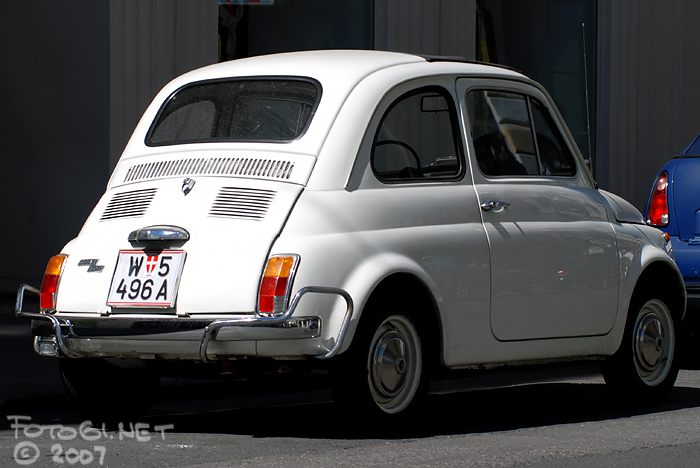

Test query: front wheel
[602,295,678,402]
[331,303,430,417]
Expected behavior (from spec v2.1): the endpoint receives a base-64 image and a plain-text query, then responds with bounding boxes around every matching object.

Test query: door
[458,79,619,341]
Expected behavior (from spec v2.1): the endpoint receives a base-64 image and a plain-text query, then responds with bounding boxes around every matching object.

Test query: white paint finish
[277,185,491,364]
[56,176,302,314]
[477,182,619,340]
[625,224,686,314]
[599,189,644,224]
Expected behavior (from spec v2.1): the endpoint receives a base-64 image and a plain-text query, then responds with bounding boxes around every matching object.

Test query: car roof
[120,49,529,165]
[176,49,524,88]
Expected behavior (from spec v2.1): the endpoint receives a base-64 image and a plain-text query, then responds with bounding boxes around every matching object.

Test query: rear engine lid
[56,175,303,315]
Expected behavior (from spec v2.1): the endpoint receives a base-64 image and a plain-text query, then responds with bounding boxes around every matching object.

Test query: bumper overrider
[15,284,353,363]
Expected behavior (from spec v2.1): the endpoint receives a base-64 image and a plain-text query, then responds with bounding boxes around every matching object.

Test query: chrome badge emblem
[182,178,195,195]
[78,259,104,273]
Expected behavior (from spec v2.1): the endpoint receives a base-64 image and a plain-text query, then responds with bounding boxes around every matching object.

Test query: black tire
[602,293,679,403]
[331,295,431,418]
[59,358,160,425]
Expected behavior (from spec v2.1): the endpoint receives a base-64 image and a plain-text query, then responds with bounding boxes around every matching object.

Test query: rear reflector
[37,337,59,357]
[647,172,669,227]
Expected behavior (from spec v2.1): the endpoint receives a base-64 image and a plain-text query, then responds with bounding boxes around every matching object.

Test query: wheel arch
[602,258,684,399]
[340,266,444,366]
[630,260,686,325]
[364,273,443,361]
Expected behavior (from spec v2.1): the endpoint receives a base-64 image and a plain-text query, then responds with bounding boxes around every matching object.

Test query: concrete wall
[597,0,700,210]
[246,0,373,57]
[375,0,476,59]
[0,1,110,292]
[0,1,216,292]
[109,0,217,171]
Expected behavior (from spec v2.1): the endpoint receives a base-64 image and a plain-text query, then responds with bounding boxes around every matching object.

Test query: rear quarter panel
[269,185,491,363]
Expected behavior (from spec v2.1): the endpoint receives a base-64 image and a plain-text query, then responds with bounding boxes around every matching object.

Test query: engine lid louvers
[124,157,294,183]
[100,188,157,221]
[209,187,276,221]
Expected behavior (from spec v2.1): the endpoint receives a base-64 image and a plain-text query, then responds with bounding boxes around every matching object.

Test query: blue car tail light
[647,171,669,227]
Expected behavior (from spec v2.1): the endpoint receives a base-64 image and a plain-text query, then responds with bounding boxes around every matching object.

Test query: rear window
[147,78,321,146]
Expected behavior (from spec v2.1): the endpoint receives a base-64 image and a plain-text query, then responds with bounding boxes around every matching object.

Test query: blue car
[645,134,700,316]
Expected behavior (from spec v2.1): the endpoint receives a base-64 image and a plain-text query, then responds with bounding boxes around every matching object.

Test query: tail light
[40,254,68,311]
[258,255,299,316]
[647,171,669,227]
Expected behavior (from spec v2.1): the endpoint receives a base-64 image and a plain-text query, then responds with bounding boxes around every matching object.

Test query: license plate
[107,250,186,308]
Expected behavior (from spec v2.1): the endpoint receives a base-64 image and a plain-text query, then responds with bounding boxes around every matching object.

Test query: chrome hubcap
[636,316,664,371]
[367,315,422,414]
[372,330,408,397]
[632,299,674,386]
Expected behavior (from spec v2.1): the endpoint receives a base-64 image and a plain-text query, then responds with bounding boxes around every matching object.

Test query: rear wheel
[602,294,678,402]
[60,358,160,424]
[366,314,423,414]
[331,296,431,417]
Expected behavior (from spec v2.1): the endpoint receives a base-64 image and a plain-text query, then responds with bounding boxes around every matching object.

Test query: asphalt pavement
[0,290,336,423]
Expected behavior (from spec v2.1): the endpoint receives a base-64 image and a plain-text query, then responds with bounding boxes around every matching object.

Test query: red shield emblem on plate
[146,255,158,274]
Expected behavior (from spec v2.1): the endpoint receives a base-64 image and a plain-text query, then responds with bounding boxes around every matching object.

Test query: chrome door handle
[480,200,510,212]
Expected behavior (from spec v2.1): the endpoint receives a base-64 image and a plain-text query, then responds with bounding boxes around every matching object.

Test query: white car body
[18,50,686,417]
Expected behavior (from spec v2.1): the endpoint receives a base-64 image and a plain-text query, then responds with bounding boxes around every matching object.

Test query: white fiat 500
[17,50,685,421]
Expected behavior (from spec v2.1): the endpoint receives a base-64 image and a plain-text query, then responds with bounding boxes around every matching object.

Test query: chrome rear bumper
[16,284,353,363]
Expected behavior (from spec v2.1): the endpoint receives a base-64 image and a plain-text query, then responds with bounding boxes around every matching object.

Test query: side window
[530,100,576,176]
[467,89,577,177]
[467,90,537,176]
[372,87,462,182]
